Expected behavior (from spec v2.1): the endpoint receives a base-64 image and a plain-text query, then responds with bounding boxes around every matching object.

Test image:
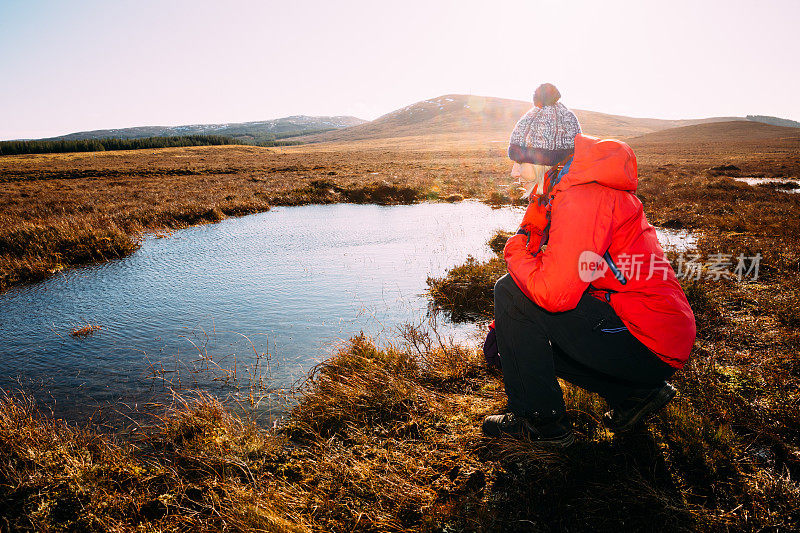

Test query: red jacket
[504,134,696,368]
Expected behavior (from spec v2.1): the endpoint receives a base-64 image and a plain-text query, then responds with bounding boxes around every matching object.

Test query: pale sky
[1,0,798,140]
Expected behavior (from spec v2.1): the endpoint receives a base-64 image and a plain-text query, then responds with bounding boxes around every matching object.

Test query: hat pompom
[534,83,561,108]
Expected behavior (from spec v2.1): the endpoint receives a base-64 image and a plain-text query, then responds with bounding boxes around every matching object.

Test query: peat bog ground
[0,134,799,530]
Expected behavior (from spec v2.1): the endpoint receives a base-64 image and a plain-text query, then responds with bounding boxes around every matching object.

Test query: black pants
[493,274,675,420]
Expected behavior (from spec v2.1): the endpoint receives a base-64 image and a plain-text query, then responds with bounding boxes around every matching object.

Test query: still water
[0,201,696,422]
[0,202,523,421]
[732,177,800,194]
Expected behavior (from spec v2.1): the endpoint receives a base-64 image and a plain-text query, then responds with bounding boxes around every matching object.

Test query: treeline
[0,134,314,155]
[0,135,246,156]
[275,127,335,139]
[226,128,336,145]
[254,139,305,147]
[746,115,800,129]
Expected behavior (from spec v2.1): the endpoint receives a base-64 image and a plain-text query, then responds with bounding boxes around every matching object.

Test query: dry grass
[425,229,513,321]
[69,323,101,338]
[426,255,506,322]
[3,122,796,293]
[0,392,306,532]
[0,143,515,291]
[0,124,799,530]
[2,321,798,531]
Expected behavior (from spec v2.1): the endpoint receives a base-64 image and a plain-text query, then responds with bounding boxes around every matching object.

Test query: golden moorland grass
[0,123,799,530]
[0,143,506,291]
[2,120,798,293]
[1,319,798,531]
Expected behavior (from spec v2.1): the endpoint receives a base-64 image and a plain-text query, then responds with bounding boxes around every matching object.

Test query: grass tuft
[487,229,514,255]
[70,323,101,337]
[426,229,513,322]
[426,255,506,322]
[0,391,306,532]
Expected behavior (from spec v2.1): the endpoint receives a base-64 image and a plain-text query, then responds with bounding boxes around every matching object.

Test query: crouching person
[482,84,696,447]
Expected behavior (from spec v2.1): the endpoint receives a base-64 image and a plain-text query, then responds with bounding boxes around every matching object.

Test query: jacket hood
[555,134,637,193]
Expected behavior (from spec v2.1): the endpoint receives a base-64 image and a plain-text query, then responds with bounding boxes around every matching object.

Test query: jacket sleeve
[517,199,549,243]
[503,186,614,312]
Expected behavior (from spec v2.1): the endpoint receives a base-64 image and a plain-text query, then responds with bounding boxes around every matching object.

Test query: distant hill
[747,115,800,129]
[626,120,800,165]
[292,94,751,144]
[34,97,799,149]
[45,115,367,144]
[629,120,800,145]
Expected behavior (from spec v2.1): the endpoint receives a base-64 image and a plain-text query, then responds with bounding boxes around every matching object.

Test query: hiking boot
[603,382,677,433]
[482,412,574,447]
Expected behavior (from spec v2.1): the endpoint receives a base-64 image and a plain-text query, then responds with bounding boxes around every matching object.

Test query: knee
[494,274,517,308]
[495,274,548,320]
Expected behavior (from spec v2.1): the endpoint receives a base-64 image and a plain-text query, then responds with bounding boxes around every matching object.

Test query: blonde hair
[521,164,550,199]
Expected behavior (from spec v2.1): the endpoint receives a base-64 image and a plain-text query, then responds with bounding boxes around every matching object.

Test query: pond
[0,201,697,423]
[0,202,523,422]
[733,177,800,193]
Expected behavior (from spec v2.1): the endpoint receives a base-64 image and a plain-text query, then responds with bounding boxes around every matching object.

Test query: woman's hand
[483,327,501,369]
[504,233,528,257]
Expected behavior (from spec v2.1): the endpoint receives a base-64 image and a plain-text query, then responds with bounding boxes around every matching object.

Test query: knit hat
[508,83,581,165]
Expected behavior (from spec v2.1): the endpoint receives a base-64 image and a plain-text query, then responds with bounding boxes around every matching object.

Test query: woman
[483,84,696,447]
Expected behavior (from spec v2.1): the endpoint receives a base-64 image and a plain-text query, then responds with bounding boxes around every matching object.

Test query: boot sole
[605,384,676,433]
[483,421,576,448]
[523,430,575,448]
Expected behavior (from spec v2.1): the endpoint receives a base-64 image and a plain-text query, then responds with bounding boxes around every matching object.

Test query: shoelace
[501,413,518,427]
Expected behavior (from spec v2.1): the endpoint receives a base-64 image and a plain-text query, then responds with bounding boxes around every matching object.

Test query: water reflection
[0,202,522,421]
